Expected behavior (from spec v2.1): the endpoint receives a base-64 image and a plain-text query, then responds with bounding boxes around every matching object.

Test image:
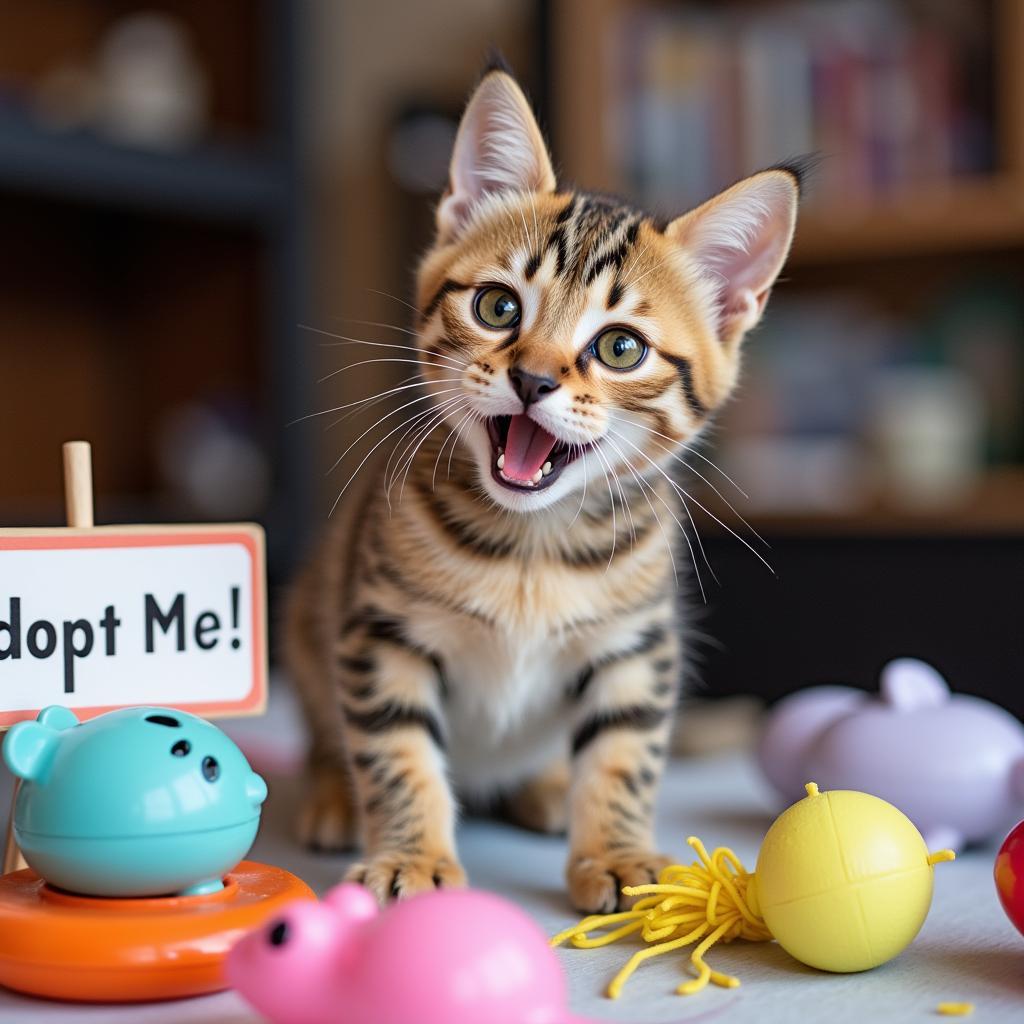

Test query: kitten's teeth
[541,461,552,476]
[532,469,543,483]
[496,453,505,470]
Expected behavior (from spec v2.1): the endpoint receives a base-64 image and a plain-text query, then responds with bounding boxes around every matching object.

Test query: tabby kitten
[287,66,799,913]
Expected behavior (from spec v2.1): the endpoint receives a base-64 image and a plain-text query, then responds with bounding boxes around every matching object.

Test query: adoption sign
[0,526,267,728]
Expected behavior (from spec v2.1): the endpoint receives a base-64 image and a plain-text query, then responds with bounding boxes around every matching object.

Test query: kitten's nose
[508,367,560,408]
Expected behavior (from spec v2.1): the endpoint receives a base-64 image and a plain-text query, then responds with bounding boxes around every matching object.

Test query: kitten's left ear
[437,69,556,243]
[667,168,799,345]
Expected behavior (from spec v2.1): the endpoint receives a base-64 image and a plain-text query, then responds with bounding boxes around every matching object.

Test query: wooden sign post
[3,441,93,872]
[1,441,268,872]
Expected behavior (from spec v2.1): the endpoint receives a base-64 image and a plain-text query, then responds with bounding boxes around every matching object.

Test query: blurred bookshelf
[547,0,1024,535]
[0,1,312,580]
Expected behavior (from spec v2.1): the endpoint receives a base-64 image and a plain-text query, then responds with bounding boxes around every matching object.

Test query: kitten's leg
[565,621,679,913]
[297,730,358,853]
[503,757,570,834]
[340,635,466,901]
[285,561,357,852]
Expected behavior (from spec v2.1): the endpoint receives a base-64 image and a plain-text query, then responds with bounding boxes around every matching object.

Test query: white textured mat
[1,698,1022,1023]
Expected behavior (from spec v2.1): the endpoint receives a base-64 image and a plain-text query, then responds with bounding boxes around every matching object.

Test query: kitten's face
[415,71,798,514]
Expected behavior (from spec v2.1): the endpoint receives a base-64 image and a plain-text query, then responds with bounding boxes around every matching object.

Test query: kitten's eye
[593,328,646,370]
[474,287,520,329]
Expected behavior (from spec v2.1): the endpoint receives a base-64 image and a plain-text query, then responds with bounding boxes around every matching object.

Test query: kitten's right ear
[437,70,556,243]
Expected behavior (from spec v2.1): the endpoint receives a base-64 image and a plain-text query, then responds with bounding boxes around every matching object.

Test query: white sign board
[0,525,267,728]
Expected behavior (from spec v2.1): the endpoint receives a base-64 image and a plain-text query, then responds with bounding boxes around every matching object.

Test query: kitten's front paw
[567,849,672,914]
[346,851,467,903]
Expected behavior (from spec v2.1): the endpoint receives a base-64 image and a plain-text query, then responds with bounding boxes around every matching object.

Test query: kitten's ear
[666,168,799,345]
[437,70,556,243]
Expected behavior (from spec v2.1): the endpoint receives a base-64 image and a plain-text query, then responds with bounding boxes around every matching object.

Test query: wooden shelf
[791,177,1024,265]
[0,112,286,227]
[697,468,1024,537]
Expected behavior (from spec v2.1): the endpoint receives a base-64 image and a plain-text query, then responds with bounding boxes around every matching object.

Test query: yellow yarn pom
[551,836,768,998]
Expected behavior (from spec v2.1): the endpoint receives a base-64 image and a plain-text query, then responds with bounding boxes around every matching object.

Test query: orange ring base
[0,860,315,1003]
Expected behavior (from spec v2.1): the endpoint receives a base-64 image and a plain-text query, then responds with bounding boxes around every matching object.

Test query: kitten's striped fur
[287,67,799,912]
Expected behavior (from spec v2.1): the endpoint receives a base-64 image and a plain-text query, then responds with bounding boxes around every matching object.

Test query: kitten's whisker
[625,253,675,289]
[390,397,466,503]
[325,372,424,431]
[599,440,638,550]
[605,430,700,598]
[329,404,444,518]
[299,323,467,370]
[621,239,651,284]
[366,286,421,317]
[615,414,749,497]
[331,393,465,519]
[431,413,460,490]
[670,456,765,549]
[334,317,419,338]
[298,376,462,427]
[397,399,469,505]
[610,429,774,576]
[674,483,719,588]
[327,387,465,476]
[386,394,467,499]
[589,443,619,574]
[318,356,465,384]
[515,202,534,255]
[397,399,468,503]
[567,444,589,530]
[323,386,463,450]
[600,434,679,592]
[615,421,766,548]
[435,409,474,489]
[387,406,440,496]
[447,410,477,480]
[383,404,445,504]
[300,322,467,368]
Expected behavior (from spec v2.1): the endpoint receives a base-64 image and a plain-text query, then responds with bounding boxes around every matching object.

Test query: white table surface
[2,688,1023,1024]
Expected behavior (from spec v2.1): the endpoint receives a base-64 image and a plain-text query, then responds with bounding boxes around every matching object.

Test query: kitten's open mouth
[486,414,590,492]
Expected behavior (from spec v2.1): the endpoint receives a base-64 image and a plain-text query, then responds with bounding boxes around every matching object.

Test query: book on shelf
[608,0,995,212]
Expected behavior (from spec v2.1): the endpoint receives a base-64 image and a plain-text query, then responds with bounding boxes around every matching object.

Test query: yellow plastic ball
[752,782,939,973]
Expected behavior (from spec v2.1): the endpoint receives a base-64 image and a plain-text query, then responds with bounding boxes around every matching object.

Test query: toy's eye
[171,740,191,757]
[474,287,520,330]
[592,328,646,370]
[202,756,220,782]
[147,714,180,728]
[268,920,289,947]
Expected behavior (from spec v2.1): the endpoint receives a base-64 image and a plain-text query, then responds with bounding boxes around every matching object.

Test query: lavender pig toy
[228,883,597,1024]
[759,658,1024,851]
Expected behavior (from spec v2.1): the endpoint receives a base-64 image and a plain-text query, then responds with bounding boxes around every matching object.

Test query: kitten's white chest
[411,611,579,793]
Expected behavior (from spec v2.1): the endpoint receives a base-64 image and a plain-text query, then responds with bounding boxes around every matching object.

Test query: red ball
[995,819,1024,937]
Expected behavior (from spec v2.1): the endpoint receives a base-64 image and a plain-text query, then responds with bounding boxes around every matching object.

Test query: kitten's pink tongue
[503,414,557,482]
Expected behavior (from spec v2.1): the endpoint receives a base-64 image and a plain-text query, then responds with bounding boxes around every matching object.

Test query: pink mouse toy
[227,883,598,1024]
[759,657,1024,850]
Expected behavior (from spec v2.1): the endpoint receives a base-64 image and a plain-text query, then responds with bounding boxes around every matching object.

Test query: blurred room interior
[0,0,1020,722]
